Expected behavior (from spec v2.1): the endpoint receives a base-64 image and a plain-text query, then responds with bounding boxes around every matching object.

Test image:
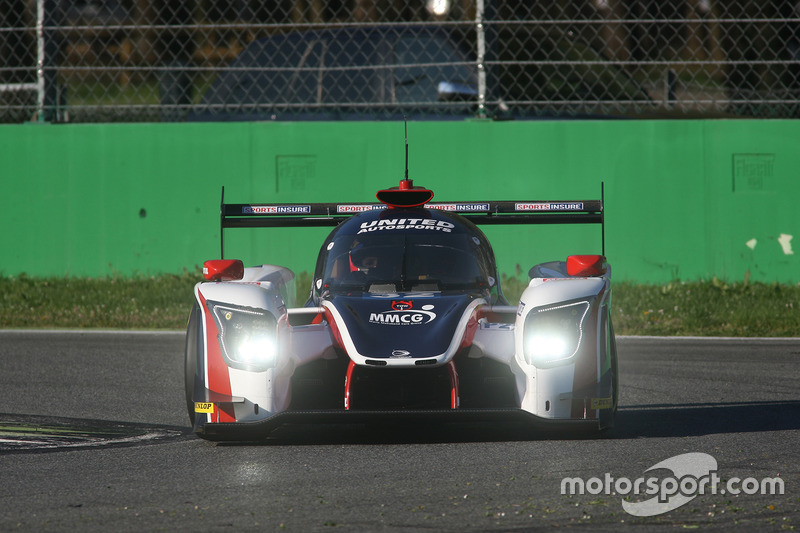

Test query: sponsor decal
[429,203,490,212]
[337,204,386,213]
[590,397,613,410]
[243,205,311,214]
[357,218,455,235]
[369,292,438,299]
[194,402,214,413]
[515,202,584,211]
[369,302,437,326]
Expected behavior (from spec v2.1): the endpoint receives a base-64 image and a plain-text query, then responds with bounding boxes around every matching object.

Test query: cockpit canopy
[313,208,500,298]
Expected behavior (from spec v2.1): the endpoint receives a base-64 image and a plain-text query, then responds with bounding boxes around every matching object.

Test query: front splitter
[196,408,603,441]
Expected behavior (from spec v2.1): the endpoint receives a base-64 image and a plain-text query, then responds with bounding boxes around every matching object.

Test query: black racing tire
[606,319,619,429]
[610,321,619,414]
[184,304,202,425]
[599,317,619,432]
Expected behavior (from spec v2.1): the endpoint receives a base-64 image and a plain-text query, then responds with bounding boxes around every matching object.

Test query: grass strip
[1,273,798,336]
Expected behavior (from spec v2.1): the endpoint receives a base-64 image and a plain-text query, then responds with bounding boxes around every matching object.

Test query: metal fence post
[475,0,486,118]
[35,0,45,122]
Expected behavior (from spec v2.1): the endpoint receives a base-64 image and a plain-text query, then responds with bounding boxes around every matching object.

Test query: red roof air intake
[376,179,434,208]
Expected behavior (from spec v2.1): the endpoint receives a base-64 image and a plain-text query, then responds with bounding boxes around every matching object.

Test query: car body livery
[184,178,617,440]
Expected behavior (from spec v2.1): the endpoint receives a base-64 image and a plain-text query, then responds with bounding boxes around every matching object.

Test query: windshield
[321,232,491,293]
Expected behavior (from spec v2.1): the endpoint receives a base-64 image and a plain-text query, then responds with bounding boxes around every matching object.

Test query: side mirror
[203,259,244,281]
[566,255,607,277]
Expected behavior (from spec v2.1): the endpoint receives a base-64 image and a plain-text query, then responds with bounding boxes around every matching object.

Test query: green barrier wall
[1,120,798,283]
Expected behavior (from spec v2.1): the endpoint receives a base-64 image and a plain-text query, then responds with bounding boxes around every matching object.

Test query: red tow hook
[447,360,459,409]
[344,360,356,410]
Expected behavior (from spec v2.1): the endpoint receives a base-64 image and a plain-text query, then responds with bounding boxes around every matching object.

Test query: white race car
[184,178,617,440]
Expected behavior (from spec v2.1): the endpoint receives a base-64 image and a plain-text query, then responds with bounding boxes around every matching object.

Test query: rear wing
[219,184,605,258]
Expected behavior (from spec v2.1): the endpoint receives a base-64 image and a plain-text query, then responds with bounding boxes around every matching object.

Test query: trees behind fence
[1,0,798,122]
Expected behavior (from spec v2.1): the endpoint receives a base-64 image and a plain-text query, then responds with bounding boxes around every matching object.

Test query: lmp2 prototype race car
[184,178,618,440]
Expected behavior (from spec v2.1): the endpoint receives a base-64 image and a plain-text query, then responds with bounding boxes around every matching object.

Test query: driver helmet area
[310,208,504,302]
[347,242,402,280]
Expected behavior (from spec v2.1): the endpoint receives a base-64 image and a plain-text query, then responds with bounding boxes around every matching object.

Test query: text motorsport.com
[560,452,784,517]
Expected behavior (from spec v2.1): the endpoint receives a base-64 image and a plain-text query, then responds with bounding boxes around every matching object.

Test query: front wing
[196,408,606,441]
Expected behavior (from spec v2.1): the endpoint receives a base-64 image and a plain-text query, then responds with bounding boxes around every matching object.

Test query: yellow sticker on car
[194,402,214,413]
[591,398,613,410]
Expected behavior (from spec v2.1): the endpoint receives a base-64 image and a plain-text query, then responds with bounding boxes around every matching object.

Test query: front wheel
[184,304,202,425]
[599,317,619,432]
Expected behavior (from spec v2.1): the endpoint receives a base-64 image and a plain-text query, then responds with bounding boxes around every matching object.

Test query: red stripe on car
[198,293,234,422]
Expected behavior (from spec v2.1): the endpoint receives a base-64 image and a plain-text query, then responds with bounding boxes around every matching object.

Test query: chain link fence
[2,0,799,123]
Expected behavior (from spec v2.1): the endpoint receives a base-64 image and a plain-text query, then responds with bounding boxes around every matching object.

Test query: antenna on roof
[376,118,433,208]
[404,115,409,180]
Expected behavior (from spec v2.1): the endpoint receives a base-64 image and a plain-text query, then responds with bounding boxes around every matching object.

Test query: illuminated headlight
[523,300,590,367]
[208,301,278,371]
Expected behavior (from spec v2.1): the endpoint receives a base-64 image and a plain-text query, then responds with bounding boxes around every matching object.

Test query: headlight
[523,300,590,367]
[208,301,278,371]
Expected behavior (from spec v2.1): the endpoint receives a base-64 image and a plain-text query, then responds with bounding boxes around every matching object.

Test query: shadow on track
[609,400,800,439]
[207,400,800,446]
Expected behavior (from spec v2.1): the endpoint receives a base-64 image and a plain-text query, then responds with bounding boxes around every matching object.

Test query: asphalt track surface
[0,331,797,531]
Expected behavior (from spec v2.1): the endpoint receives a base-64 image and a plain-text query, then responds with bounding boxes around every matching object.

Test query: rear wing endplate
[219,184,605,258]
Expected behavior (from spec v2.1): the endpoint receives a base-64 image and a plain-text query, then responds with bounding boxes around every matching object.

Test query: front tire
[599,316,619,432]
[184,304,202,425]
